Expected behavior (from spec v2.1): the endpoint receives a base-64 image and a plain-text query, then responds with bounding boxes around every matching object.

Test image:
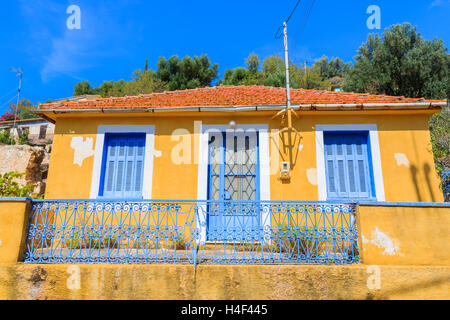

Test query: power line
[274,0,304,39]
[291,0,316,48]
[0,93,19,110]
[0,91,18,107]
[285,0,302,24]
[0,87,19,103]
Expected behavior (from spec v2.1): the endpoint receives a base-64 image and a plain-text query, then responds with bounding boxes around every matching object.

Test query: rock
[0,144,49,198]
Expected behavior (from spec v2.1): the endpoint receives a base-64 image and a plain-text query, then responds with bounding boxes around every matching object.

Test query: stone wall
[0,144,49,197]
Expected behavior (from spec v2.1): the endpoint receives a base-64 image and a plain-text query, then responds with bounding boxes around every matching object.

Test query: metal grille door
[207,132,260,240]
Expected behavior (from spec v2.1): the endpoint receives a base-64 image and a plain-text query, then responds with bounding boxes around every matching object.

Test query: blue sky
[0,0,449,112]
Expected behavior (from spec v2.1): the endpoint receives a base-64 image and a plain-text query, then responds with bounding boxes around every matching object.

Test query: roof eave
[36,101,446,116]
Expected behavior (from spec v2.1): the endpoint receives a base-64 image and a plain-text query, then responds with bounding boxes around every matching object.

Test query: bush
[18,131,31,145]
[0,171,34,197]
[0,112,17,121]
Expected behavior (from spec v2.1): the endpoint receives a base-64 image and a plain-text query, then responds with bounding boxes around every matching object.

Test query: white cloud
[19,0,137,82]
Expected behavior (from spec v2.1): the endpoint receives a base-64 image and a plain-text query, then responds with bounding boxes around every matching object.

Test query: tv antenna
[10,67,23,142]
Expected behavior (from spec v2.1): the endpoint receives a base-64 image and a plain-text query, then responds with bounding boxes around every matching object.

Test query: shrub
[18,131,31,145]
[0,130,15,144]
[0,112,17,121]
[0,171,34,197]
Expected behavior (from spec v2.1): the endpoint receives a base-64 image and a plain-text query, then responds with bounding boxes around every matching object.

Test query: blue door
[207,132,260,241]
[324,132,375,201]
[99,133,146,199]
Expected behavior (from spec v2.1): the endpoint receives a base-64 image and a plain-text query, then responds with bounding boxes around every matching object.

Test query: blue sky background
[0,0,449,113]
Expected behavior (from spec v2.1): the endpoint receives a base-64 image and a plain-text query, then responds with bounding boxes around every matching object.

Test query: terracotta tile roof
[38,85,446,111]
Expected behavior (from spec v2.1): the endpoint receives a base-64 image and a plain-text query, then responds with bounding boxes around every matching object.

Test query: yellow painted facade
[0,263,449,300]
[358,204,450,266]
[43,109,443,202]
[0,200,30,263]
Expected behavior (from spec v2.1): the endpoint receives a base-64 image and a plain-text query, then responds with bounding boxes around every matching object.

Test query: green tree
[221,54,331,90]
[73,80,94,96]
[344,23,449,99]
[125,70,168,95]
[313,56,351,79]
[262,55,284,75]
[429,109,450,171]
[246,53,260,74]
[7,98,39,120]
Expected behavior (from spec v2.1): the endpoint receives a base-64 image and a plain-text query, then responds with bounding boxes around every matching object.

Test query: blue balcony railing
[23,200,359,265]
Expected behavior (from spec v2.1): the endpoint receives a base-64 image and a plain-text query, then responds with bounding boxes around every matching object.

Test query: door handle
[224,191,231,200]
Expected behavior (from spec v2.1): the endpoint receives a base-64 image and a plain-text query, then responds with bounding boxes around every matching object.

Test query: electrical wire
[274,0,304,39]
[0,93,19,110]
[285,0,302,24]
[291,0,316,44]
[0,87,19,103]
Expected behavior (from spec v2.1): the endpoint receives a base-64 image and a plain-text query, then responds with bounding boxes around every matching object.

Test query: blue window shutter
[100,134,146,198]
[324,132,375,200]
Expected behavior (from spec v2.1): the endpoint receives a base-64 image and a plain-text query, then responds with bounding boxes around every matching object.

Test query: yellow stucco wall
[0,200,30,263]
[43,110,443,202]
[0,200,448,300]
[0,264,448,300]
[358,204,450,266]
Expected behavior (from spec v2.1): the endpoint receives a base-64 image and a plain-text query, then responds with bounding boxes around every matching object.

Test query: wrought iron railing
[23,200,359,265]
[442,171,450,202]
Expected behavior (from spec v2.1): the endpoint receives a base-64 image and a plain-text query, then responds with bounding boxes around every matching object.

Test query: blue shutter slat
[337,160,346,193]
[348,160,356,192]
[106,161,115,192]
[327,160,336,193]
[116,161,124,192]
[125,161,133,192]
[135,161,143,192]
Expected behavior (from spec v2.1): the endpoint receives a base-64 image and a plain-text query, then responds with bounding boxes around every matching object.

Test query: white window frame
[89,125,155,199]
[315,124,385,202]
[196,124,271,243]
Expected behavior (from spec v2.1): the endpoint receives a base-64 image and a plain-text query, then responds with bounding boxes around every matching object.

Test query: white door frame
[196,124,271,243]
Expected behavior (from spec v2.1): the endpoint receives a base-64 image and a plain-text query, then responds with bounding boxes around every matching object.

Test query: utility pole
[273,21,299,166]
[10,67,23,143]
[283,22,291,113]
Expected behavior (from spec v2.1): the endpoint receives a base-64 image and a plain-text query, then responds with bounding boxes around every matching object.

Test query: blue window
[324,132,375,201]
[99,133,146,199]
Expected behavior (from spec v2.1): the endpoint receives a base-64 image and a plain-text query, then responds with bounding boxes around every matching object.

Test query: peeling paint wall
[0,264,449,300]
[306,168,318,186]
[362,228,401,256]
[359,205,450,265]
[70,137,95,167]
[395,153,410,168]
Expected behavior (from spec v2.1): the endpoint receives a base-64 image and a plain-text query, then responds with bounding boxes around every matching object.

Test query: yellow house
[13,85,445,266]
[0,85,449,298]
[37,85,446,203]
